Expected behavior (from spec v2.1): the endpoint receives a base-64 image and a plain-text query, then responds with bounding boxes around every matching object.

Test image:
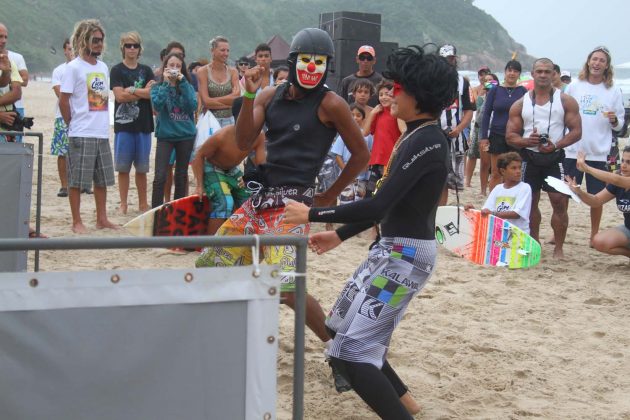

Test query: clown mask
[295,53,327,89]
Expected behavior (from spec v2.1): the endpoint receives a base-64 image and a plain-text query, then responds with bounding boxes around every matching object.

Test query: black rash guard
[309,118,448,240]
[261,83,338,187]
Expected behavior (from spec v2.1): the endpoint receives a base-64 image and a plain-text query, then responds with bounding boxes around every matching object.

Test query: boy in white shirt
[468,152,532,233]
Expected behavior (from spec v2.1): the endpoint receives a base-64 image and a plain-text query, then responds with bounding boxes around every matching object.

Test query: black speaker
[319,11,381,42]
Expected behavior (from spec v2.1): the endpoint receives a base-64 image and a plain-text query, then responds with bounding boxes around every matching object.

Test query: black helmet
[289,28,334,58]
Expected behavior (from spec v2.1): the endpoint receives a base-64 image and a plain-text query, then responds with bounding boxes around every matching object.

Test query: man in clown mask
[196,28,369,346]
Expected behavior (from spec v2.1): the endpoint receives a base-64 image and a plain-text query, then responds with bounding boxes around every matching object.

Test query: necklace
[377,120,438,189]
[505,86,516,98]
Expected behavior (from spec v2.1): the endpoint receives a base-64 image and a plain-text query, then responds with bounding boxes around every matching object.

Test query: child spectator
[331,103,373,204]
[350,79,374,115]
[467,152,532,233]
[362,80,405,197]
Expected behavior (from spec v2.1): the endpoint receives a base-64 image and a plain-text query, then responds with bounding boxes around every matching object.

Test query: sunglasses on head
[592,45,610,56]
[124,43,140,49]
[91,37,104,44]
[358,55,374,62]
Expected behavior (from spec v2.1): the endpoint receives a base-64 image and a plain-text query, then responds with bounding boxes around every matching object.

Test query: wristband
[243,90,256,100]
[129,86,136,94]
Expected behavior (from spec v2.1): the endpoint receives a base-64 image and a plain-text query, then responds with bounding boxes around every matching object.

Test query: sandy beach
[20,81,630,419]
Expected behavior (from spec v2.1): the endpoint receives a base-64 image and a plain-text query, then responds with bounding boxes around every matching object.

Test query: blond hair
[119,31,142,59]
[70,19,106,58]
[209,36,229,50]
[578,47,614,88]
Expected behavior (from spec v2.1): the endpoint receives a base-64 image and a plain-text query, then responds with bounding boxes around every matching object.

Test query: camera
[539,133,549,146]
[167,69,180,78]
[1,112,34,132]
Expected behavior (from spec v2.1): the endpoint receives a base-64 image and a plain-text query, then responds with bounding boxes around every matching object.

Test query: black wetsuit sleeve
[335,221,374,242]
[309,136,444,224]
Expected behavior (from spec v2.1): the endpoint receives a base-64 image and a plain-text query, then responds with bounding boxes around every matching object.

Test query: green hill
[4,0,534,74]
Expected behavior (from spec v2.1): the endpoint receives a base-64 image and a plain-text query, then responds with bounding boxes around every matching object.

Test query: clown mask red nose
[296,53,327,89]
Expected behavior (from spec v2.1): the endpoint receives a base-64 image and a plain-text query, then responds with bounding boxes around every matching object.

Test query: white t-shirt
[60,57,109,138]
[8,51,26,109]
[564,80,625,162]
[51,62,68,119]
[483,182,532,234]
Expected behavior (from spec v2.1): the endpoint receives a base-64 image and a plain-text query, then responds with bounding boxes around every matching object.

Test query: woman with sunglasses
[197,36,240,127]
[285,46,458,418]
[480,60,528,192]
[564,46,625,246]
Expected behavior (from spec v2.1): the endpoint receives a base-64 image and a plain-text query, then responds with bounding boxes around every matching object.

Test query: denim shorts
[114,131,151,173]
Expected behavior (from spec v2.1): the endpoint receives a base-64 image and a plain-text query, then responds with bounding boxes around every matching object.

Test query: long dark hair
[160,52,192,87]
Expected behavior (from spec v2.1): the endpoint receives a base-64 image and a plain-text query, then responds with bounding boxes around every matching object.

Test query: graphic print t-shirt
[110,62,154,133]
[483,182,532,233]
[60,58,109,138]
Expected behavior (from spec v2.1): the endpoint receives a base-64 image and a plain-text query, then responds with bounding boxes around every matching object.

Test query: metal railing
[0,234,308,420]
[0,131,44,271]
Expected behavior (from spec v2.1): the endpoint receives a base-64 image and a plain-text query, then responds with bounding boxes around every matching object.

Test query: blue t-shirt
[606,183,630,229]
[330,134,373,180]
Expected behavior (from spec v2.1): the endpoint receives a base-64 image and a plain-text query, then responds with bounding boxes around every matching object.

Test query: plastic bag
[193,111,222,153]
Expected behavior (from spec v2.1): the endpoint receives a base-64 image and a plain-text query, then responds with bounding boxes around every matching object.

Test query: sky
[473,0,630,69]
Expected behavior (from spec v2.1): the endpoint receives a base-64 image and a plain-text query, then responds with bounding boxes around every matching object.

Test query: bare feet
[552,247,565,260]
[139,204,150,213]
[400,391,422,415]
[72,222,88,234]
[118,203,128,215]
[547,237,556,245]
[96,220,120,230]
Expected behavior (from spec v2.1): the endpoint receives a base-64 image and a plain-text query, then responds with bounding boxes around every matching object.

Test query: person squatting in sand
[192,97,266,235]
[285,44,458,419]
[566,150,630,258]
[195,28,370,346]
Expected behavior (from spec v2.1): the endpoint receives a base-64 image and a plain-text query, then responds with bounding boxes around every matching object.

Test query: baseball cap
[439,44,457,57]
[560,70,571,78]
[477,65,490,74]
[357,45,375,57]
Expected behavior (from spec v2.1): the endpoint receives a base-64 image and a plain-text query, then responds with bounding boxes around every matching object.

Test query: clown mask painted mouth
[296,53,327,89]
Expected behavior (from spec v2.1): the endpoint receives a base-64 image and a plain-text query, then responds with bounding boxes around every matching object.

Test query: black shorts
[488,132,515,155]
[564,158,607,194]
[522,151,566,193]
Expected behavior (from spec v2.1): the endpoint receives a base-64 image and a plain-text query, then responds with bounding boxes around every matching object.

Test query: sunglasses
[91,37,104,44]
[238,63,249,66]
[124,43,140,49]
[358,55,374,62]
[592,45,610,55]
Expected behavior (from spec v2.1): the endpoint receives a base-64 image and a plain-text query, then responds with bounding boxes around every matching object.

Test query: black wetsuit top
[261,83,338,187]
[309,118,448,240]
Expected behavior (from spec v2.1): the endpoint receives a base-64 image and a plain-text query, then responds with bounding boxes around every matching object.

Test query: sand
[19,81,630,419]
